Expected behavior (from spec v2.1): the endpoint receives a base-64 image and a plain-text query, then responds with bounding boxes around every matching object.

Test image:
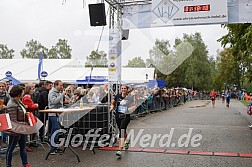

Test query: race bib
[118,106,128,114]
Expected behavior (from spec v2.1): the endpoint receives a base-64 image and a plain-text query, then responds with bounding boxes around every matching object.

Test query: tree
[148,39,173,80]
[214,48,237,90]
[149,33,213,90]
[126,56,146,67]
[85,50,108,67]
[47,39,72,59]
[218,23,252,89]
[179,32,212,90]
[0,44,15,59]
[20,39,48,59]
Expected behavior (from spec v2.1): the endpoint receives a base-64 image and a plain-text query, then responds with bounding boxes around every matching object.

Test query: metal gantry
[104,0,151,28]
[98,0,152,144]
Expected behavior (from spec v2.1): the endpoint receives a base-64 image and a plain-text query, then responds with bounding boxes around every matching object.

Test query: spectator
[5,85,30,167]
[0,81,10,153]
[31,81,44,103]
[22,85,39,150]
[64,86,72,101]
[48,80,65,155]
[37,80,53,142]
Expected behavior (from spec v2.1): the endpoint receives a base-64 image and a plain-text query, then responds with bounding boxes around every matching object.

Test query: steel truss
[98,0,151,145]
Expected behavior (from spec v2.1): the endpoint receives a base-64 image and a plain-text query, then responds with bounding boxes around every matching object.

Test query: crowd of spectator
[0,79,224,161]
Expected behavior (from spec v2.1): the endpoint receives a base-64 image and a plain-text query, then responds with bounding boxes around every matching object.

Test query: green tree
[148,39,173,80]
[148,33,218,90]
[0,44,15,59]
[218,23,252,89]
[126,56,146,67]
[85,50,107,67]
[48,39,72,59]
[20,39,48,59]
[215,48,237,90]
[183,32,212,90]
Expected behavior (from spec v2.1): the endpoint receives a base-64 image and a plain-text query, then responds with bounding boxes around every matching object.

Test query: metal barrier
[66,92,212,144]
[71,104,109,145]
[129,93,211,119]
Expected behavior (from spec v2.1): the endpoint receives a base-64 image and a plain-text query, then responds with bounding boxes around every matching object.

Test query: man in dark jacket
[32,81,44,103]
[37,81,53,141]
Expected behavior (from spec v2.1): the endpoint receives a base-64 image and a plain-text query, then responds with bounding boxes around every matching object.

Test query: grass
[241,100,249,106]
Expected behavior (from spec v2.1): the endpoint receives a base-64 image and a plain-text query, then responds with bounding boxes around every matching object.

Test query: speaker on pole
[88,3,107,26]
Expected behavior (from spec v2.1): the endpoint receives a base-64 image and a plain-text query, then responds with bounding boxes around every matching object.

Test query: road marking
[99,147,252,158]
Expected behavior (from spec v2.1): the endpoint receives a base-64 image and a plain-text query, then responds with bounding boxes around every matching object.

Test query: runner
[210,89,217,108]
[221,90,225,103]
[109,85,136,158]
[226,90,231,107]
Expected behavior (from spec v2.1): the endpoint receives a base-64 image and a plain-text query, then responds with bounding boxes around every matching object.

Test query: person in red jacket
[22,85,39,151]
[23,86,38,113]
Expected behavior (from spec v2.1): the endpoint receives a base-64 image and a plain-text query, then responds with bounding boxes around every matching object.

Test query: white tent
[0,59,154,84]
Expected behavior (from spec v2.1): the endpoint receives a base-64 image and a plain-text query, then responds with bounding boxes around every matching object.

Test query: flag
[38,54,44,81]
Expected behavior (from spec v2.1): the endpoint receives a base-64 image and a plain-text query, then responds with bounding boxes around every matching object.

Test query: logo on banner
[41,71,48,77]
[109,55,116,60]
[152,0,179,23]
[110,63,115,67]
[5,71,12,77]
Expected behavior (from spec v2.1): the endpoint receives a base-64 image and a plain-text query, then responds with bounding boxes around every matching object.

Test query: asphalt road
[1,99,252,167]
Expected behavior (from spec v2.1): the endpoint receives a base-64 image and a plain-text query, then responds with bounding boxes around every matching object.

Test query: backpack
[247,104,252,115]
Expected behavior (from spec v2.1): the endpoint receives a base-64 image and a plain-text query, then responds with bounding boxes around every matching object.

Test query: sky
[0,0,228,66]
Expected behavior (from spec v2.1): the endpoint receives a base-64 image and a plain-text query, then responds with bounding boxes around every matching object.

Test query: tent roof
[0,76,22,85]
[0,59,155,84]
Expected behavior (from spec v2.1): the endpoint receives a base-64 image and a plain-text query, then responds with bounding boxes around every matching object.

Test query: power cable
[96,5,110,52]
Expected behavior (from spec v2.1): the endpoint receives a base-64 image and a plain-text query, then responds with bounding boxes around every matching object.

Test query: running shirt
[210,91,217,100]
[226,92,231,100]
[114,94,134,114]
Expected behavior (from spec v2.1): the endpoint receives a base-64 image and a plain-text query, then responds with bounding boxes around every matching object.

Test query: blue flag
[38,54,44,81]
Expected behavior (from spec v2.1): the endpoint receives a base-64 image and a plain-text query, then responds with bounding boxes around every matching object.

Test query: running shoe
[116,151,122,157]
[124,141,130,150]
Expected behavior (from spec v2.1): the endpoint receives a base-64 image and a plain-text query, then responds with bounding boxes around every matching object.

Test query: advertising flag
[38,54,44,81]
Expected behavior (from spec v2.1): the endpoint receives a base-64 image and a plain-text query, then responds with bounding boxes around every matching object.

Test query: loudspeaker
[88,3,107,26]
[122,29,129,40]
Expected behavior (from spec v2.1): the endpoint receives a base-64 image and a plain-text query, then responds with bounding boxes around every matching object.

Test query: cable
[96,26,105,52]
[96,5,110,52]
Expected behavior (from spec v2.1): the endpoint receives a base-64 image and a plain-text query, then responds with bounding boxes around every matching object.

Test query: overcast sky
[0,0,228,65]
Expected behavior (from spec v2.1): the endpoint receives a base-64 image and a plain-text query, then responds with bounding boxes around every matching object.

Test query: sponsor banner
[85,76,107,81]
[123,0,229,29]
[108,28,122,82]
[151,0,228,27]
